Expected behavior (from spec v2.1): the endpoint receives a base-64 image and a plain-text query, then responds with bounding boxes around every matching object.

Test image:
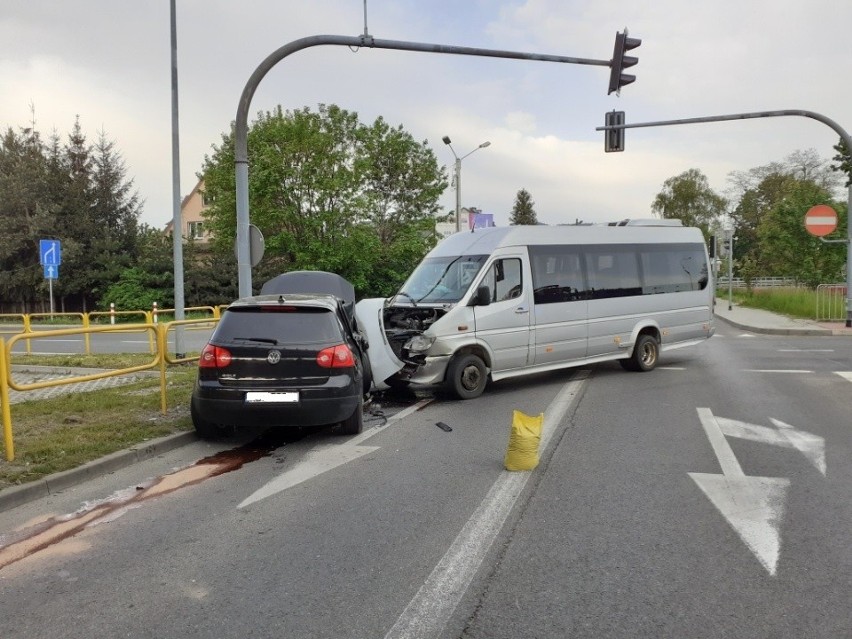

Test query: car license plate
[245,391,299,404]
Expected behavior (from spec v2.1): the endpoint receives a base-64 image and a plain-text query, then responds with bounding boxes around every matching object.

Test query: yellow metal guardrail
[0,316,219,461]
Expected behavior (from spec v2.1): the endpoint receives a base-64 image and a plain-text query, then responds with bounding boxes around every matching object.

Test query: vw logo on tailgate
[266,350,281,365]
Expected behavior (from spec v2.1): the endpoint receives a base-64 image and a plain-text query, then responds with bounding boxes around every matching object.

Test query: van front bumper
[404,354,452,385]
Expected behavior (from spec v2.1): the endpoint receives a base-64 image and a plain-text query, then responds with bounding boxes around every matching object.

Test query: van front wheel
[448,353,487,399]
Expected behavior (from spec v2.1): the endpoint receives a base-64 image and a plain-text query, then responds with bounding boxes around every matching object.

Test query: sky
[2,0,850,231]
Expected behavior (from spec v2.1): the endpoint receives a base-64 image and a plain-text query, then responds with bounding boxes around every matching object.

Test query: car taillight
[316,344,355,368]
[199,344,232,368]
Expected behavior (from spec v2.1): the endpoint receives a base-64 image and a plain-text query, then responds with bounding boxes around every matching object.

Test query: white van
[356,220,715,399]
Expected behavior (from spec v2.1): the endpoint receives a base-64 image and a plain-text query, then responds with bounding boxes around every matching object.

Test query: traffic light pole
[234,34,620,298]
[598,109,852,327]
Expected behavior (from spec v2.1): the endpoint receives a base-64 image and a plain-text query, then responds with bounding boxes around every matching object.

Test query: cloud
[2,0,849,233]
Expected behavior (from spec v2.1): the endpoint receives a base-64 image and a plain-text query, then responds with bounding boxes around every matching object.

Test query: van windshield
[396,255,489,304]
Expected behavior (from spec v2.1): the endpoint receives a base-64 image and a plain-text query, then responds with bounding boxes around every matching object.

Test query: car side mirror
[472,285,491,307]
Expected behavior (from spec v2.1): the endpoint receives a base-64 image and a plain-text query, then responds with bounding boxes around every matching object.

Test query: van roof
[428,222,704,258]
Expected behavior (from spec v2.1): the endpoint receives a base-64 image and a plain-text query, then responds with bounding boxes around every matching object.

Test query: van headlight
[404,334,435,353]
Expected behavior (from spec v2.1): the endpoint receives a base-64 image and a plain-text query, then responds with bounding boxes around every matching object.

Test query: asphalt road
[1,321,850,638]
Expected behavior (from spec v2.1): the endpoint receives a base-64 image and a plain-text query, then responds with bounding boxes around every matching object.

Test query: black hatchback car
[191,273,371,439]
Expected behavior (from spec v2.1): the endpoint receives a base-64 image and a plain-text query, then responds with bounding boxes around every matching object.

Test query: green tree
[0,116,143,312]
[0,125,52,311]
[757,180,847,287]
[727,150,842,274]
[200,104,446,297]
[832,136,852,187]
[651,169,726,236]
[55,121,142,310]
[509,188,538,225]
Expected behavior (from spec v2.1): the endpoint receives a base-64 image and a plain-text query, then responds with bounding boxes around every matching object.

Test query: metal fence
[715,277,801,289]
[816,284,848,321]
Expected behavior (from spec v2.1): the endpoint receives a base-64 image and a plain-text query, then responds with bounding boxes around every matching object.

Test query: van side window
[640,245,709,293]
[585,248,641,299]
[530,246,586,304]
[482,258,523,302]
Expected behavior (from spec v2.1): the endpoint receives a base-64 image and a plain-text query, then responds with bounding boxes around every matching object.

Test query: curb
[714,313,833,336]
[0,430,198,512]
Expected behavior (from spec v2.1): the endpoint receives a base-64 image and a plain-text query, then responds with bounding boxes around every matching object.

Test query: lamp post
[442,136,490,233]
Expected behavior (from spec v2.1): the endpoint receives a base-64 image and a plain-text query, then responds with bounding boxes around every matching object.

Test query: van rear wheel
[621,334,659,372]
[448,353,487,399]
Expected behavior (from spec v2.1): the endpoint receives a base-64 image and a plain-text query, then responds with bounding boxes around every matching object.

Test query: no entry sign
[804,204,838,237]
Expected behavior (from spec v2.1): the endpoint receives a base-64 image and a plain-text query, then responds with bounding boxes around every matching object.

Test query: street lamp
[442,136,490,233]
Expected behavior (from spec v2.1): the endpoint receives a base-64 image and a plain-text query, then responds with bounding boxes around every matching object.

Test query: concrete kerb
[715,313,833,336]
[0,430,197,512]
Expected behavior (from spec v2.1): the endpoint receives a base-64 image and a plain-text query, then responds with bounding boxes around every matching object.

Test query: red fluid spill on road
[0,442,273,570]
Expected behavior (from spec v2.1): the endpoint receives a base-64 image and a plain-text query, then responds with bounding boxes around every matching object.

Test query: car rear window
[215,306,342,343]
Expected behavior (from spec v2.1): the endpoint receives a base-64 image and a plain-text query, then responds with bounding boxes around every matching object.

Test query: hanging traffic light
[604,110,625,152]
[608,29,641,95]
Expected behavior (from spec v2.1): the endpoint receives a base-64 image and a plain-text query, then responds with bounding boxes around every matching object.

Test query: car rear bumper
[192,379,360,428]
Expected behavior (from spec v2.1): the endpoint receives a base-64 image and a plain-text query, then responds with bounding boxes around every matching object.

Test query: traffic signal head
[604,110,625,152]
[608,29,641,95]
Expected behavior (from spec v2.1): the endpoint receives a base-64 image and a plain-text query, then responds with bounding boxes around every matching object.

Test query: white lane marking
[658,366,686,370]
[238,445,380,508]
[739,334,755,338]
[742,369,813,374]
[350,399,433,446]
[238,399,432,509]
[384,372,589,639]
[836,372,852,383]
[690,408,790,576]
[777,349,834,352]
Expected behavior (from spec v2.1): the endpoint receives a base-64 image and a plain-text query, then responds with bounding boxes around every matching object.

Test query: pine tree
[832,137,852,187]
[510,188,538,225]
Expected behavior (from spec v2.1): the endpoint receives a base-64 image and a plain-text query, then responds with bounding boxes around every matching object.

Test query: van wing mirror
[472,285,492,306]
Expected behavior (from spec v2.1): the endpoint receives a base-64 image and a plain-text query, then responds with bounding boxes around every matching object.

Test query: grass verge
[1,353,196,490]
[717,287,838,320]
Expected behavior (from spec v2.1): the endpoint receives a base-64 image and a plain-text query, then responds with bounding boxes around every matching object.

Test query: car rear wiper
[232,336,279,345]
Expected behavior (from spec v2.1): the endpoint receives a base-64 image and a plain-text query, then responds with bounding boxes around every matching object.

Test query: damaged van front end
[356,246,493,392]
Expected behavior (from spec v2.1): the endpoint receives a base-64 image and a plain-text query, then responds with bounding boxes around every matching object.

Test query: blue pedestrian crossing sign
[39,239,61,267]
[44,264,59,280]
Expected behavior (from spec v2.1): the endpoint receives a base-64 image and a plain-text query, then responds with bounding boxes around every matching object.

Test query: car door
[473,256,531,373]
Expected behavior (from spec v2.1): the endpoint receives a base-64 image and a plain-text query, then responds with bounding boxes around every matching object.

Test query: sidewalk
[713,302,852,336]
[5,365,160,404]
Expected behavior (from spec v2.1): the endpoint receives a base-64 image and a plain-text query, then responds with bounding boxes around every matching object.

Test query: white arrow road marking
[715,416,826,476]
[238,399,432,509]
[688,473,789,576]
[836,372,852,383]
[689,408,789,576]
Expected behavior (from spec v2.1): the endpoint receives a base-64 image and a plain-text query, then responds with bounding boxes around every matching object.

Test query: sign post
[39,239,61,316]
